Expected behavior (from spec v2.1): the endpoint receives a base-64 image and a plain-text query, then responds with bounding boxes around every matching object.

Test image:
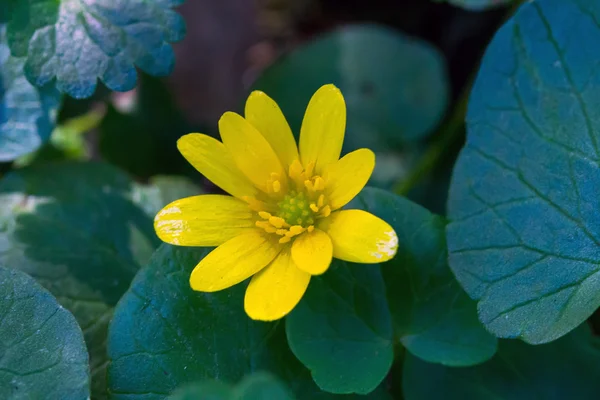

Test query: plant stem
[392,80,470,196]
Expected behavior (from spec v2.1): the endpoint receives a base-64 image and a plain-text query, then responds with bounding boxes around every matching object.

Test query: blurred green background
[19,0,515,214]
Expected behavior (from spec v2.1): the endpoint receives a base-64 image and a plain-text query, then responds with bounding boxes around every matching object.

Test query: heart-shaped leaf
[6,0,186,98]
[0,26,61,161]
[0,161,159,399]
[286,261,393,395]
[107,244,390,399]
[402,325,600,399]
[350,187,497,366]
[447,0,600,344]
[0,266,89,399]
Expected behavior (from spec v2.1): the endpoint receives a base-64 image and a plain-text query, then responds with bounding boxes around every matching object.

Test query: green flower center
[276,190,315,227]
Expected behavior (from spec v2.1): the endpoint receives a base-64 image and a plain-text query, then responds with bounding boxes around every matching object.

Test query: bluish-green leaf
[286,260,393,395]
[168,372,295,400]
[252,23,448,151]
[350,187,497,366]
[0,26,61,161]
[6,0,186,99]
[0,266,90,399]
[447,0,600,344]
[403,325,600,399]
[0,161,159,399]
[107,244,390,400]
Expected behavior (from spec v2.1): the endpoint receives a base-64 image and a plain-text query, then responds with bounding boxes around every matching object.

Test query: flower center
[246,159,333,244]
[277,190,315,226]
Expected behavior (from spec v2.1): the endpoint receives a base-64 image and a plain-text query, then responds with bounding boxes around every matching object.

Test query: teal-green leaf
[0,26,61,161]
[0,266,90,399]
[402,325,600,399]
[168,372,295,400]
[251,23,448,151]
[107,244,388,400]
[286,261,393,395]
[0,161,159,399]
[447,0,600,344]
[5,0,186,99]
[350,187,497,366]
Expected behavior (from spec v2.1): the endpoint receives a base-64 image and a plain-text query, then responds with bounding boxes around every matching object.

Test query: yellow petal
[154,195,254,246]
[219,111,285,191]
[177,133,258,199]
[190,231,280,292]
[324,148,375,210]
[291,228,333,275]
[244,248,310,321]
[299,84,346,174]
[319,210,398,263]
[245,90,299,168]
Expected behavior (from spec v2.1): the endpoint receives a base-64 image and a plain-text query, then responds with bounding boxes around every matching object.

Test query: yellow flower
[154,84,398,321]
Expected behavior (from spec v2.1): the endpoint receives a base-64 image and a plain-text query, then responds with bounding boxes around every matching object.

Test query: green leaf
[447,0,600,344]
[350,187,497,366]
[14,105,106,167]
[168,372,295,400]
[6,0,186,99]
[0,161,159,399]
[286,261,393,395]
[251,23,448,151]
[0,26,61,162]
[107,244,389,400]
[402,325,600,399]
[0,266,90,399]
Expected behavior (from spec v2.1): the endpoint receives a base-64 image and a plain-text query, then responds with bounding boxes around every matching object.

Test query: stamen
[304,161,315,178]
[276,229,287,235]
[272,180,281,192]
[258,211,271,220]
[313,177,325,191]
[317,194,325,207]
[304,180,314,192]
[269,216,287,228]
[310,203,319,212]
[279,236,291,244]
[320,205,331,217]
[289,225,305,235]
[307,225,315,232]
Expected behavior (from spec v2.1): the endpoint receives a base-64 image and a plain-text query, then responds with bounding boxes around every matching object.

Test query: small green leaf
[350,187,497,366]
[252,23,448,150]
[447,0,600,344]
[107,244,387,399]
[0,161,159,399]
[286,261,393,395]
[402,325,600,399]
[168,372,295,400]
[6,0,186,98]
[0,266,90,399]
[0,26,61,162]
